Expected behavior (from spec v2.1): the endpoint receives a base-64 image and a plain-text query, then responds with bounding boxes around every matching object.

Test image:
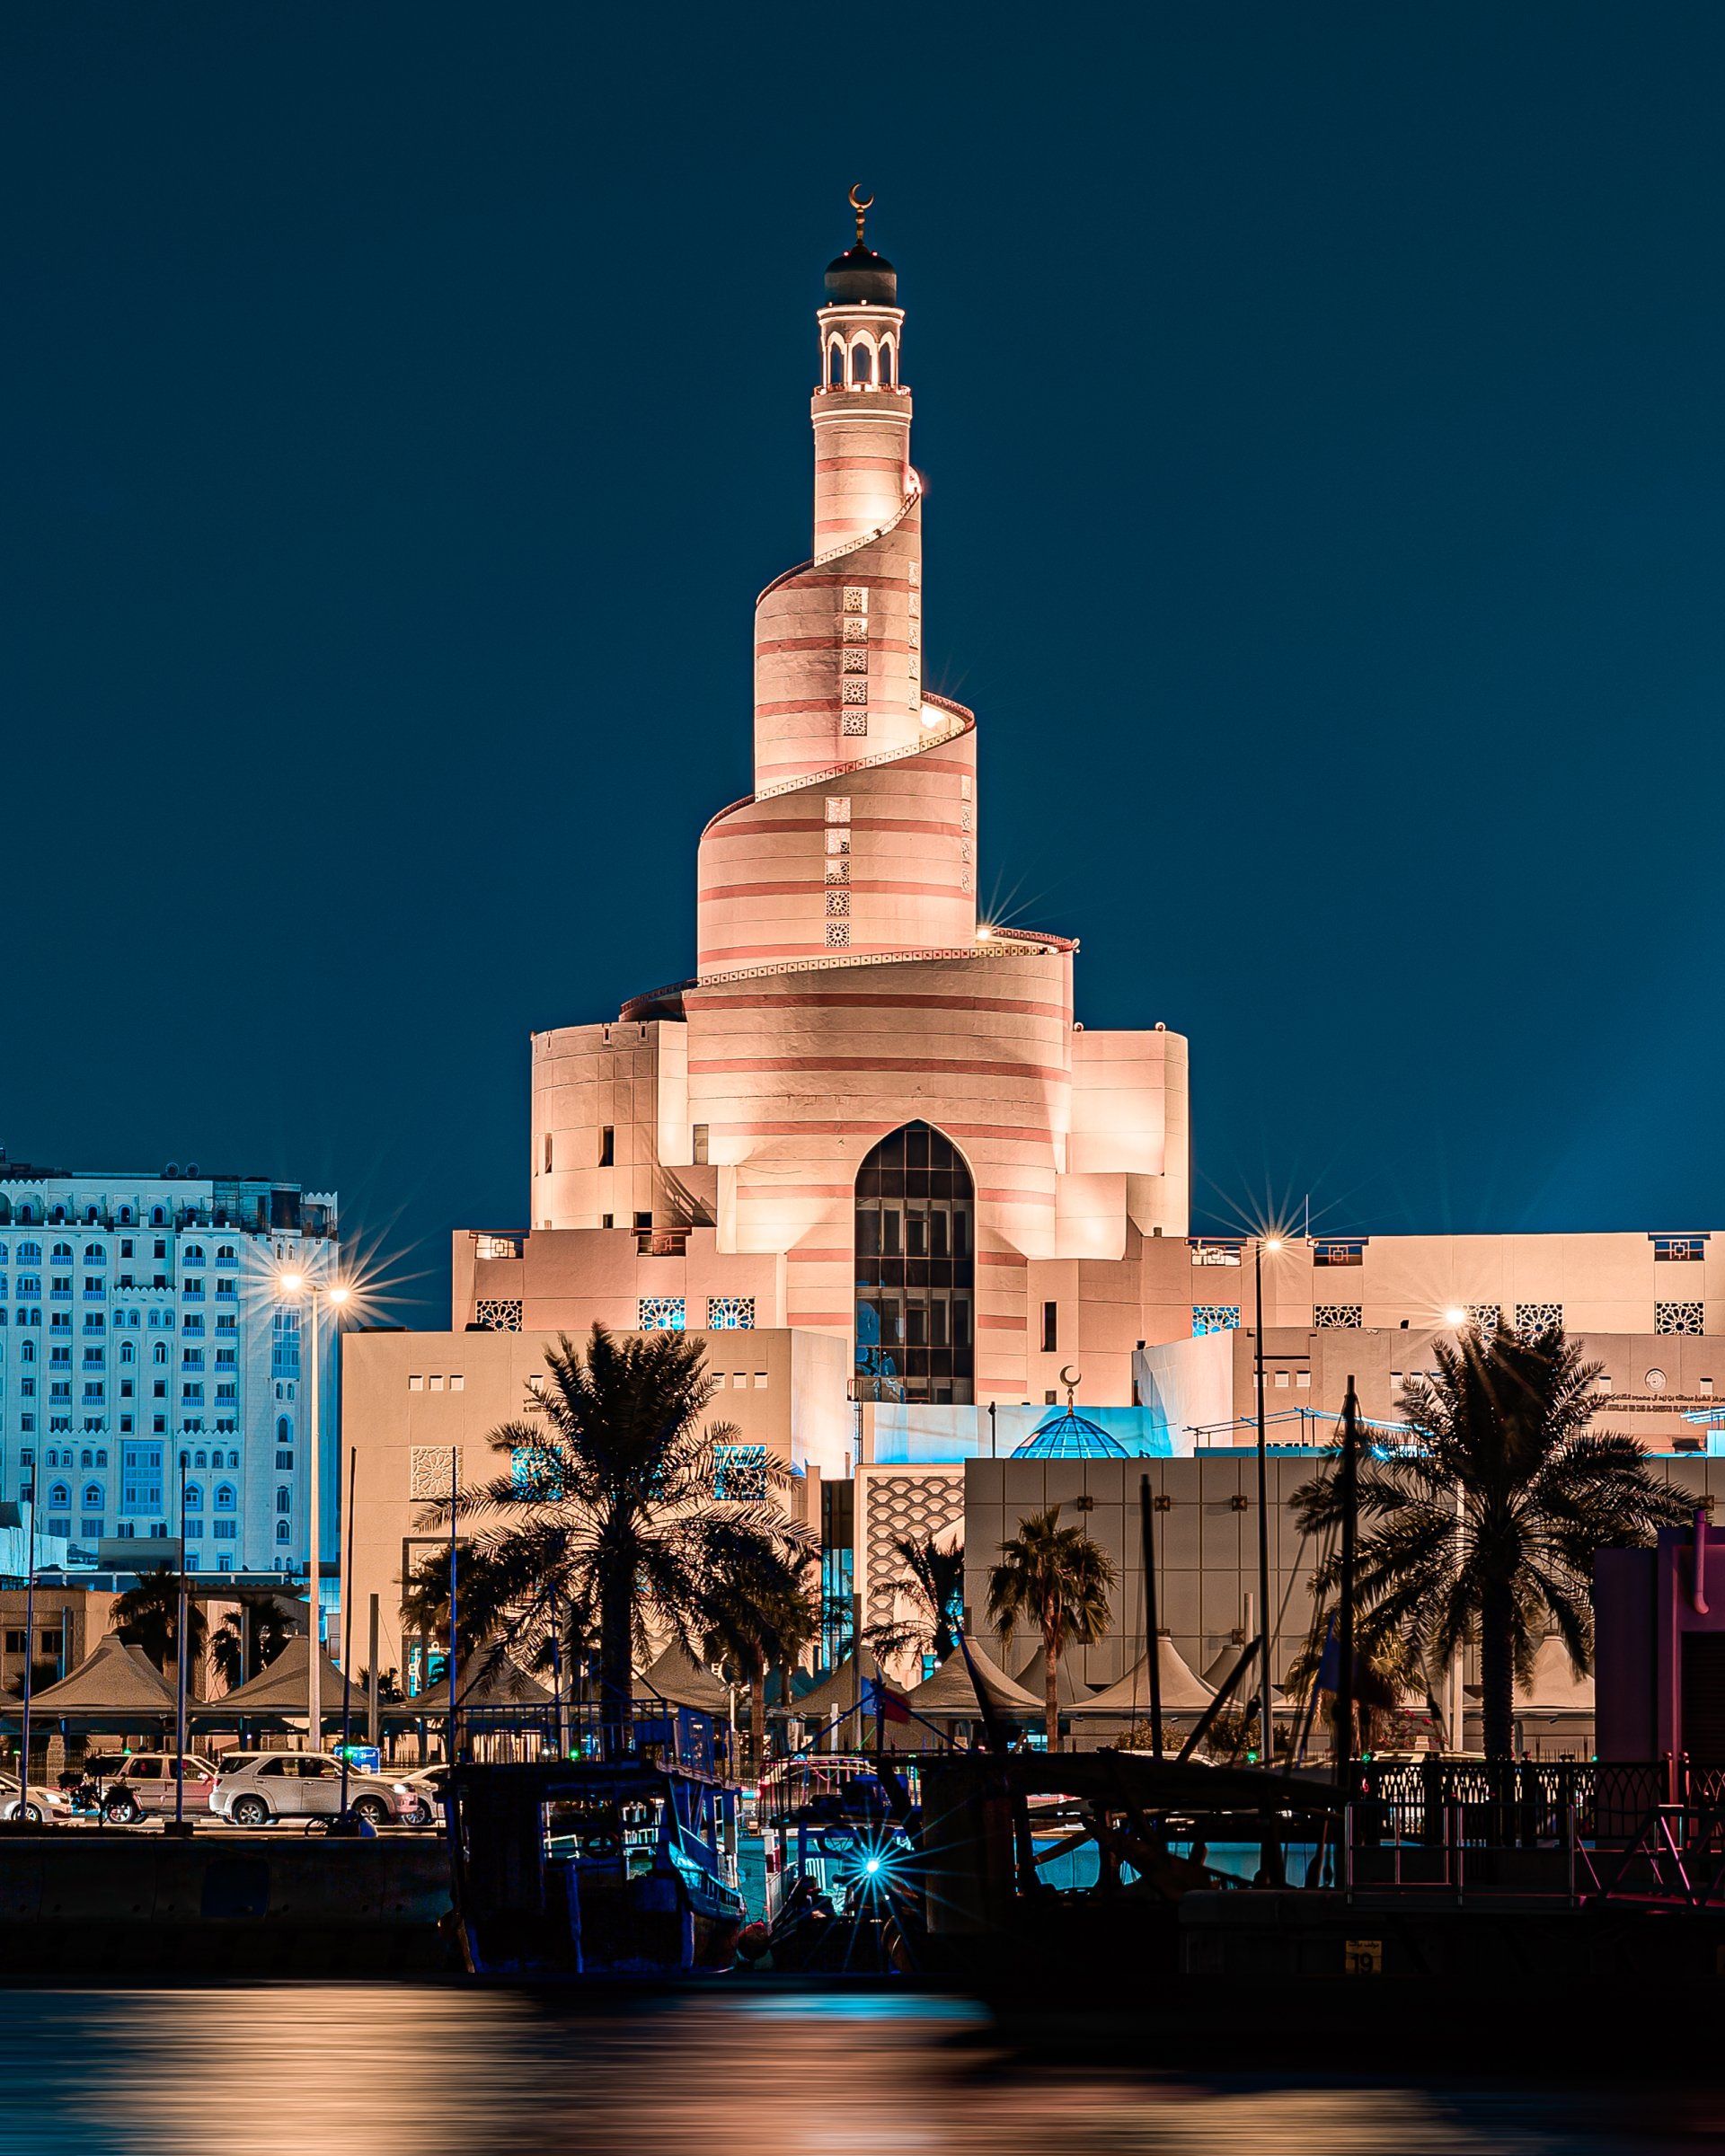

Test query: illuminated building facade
[342,207,1725,1700]
[0,1155,339,1577]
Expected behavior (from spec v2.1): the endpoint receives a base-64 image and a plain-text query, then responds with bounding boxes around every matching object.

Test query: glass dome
[1011,1404,1131,1461]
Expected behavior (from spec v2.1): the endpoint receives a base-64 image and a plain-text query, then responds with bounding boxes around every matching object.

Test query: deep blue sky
[7,5,1724,1326]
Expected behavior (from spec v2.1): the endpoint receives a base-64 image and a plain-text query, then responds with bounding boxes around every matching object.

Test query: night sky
[7,6,1725,1327]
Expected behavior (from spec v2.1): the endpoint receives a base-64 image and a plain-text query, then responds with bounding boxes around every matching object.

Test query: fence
[1358,1759,1673,1848]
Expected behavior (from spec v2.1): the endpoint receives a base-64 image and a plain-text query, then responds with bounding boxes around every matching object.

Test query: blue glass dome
[1012,1405,1131,1460]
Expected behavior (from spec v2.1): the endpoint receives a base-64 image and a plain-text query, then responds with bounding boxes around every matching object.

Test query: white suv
[210,1751,411,1828]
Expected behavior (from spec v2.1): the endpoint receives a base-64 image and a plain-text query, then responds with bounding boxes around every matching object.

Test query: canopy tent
[1464,1635,1596,1718]
[385,1652,554,1718]
[20,1634,175,1718]
[769,1651,874,1724]
[1517,1636,1596,1715]
[1201,1639,1254,1692]
[903,1644,1041,1719]
[1070,1632,1215,1716]
[1013,1644,1096,1710]
[633,1642,730,1716]
[196,1633,346,1720]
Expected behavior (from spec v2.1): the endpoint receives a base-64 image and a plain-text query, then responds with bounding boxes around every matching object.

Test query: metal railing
[1358,1759,1673,1848]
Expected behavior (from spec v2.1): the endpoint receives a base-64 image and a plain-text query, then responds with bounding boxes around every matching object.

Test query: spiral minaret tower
[531,199,1190,1408]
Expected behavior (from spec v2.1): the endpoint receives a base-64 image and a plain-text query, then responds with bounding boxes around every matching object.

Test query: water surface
[0,1986,1712,2156]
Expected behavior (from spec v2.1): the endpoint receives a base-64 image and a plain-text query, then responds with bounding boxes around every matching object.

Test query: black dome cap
[824,242,898,306]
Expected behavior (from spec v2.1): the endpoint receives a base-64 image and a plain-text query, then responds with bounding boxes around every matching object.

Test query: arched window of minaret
[877,334,896,386]
[847,337,875,389]
[854,1122,975,1407]
[827,337,845,388]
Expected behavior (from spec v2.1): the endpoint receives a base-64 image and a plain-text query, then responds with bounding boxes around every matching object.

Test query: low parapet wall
[0,1832,457,1976]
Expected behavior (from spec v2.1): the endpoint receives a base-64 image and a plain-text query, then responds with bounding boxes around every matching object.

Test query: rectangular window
[1314,1241,1366,1268]
[692,1124,709,1166]
[1041,1302,1058,1354]
[543,1133,553,1173]
[599,1127,615,1167]
[1653,1235,1707,1262]
[600,1214,614,1229]
[632,1211,651,1231]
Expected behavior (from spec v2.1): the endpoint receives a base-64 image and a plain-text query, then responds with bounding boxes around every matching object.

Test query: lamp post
[1252,1234,1284,1887]
[278,1269,351,1754]
[1252,1237,1282,1768]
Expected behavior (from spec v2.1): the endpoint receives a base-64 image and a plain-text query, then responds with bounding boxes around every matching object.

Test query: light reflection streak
[0,1984,1694,2156]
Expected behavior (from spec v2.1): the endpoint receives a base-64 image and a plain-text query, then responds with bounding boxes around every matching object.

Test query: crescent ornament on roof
[1058,1365,1082,1392]
[848,182,874,244]
[848,182,874,213]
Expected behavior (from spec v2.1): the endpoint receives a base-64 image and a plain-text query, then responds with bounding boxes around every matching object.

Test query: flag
[1314,1613,1340,1693]
[862,1675,911,1725]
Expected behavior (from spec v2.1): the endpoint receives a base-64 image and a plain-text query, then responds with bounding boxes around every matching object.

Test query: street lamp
[1252,1237,1283,1771]
[277,1269,352,1753]
[1252,1234,1284,1885]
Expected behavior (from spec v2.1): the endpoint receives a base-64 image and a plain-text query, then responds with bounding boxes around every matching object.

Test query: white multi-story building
[0,1153,338,1581]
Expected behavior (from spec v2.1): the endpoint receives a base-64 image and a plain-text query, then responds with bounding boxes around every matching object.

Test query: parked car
[208,1750,270,1788]
[0,1772,72,1824]
[391,1766,448,1825]
[209,1751,412,1828]
[102,1753,220,1823]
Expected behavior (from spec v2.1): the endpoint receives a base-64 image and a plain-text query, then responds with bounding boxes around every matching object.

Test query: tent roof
[385,1652,553,1717]
[1518,1635,1595,1712]
[1071,1633,1215,1715]
[202,1633,345,1718]
[1201,1639,1253,1692]
[1464,1635,1596,1714]
[27,1634,175,1716]
[771,1651,872,1721]
[904,1643,1041,1717]
[634,1642,730,1716]
[1013,1644,1094,1709]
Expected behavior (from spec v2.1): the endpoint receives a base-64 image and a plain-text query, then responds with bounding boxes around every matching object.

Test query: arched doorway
[854,1121,975,1404]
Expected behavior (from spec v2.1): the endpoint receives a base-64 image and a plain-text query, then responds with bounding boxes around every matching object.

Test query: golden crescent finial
[848,181,873,244]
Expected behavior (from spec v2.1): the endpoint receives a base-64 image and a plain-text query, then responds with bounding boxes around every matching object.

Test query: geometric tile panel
[1313,1304,1363,1330]
[1465,1303,1502,1334]
[1190,1305,1241,1336]
[713,1443,769,1501]
[705,1296,756,1330]
[638,1297,686,1332]
[1514,1303,1563,1341]
[409,1445,462,1503]
[864,1472,963,1627]
[475,1299,523,1332]
[1656,1302,1704,1336]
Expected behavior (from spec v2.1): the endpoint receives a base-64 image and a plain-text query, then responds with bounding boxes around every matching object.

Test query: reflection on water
[0,1985,1710,2156]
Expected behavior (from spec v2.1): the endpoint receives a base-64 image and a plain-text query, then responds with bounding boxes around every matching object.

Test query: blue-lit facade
[0,1158,338,1579]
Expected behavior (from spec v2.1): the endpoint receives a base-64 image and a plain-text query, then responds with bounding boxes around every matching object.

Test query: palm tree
[1293,1324,1689,1759]
[863,1531,965,1674]
[986,1507,1117,1751]
[429,1325,809,1751]
[111,1564,206,1674]
[703,1549,821,1777]
[209,1596,296,1693]
[1283,1607,1431,1758]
